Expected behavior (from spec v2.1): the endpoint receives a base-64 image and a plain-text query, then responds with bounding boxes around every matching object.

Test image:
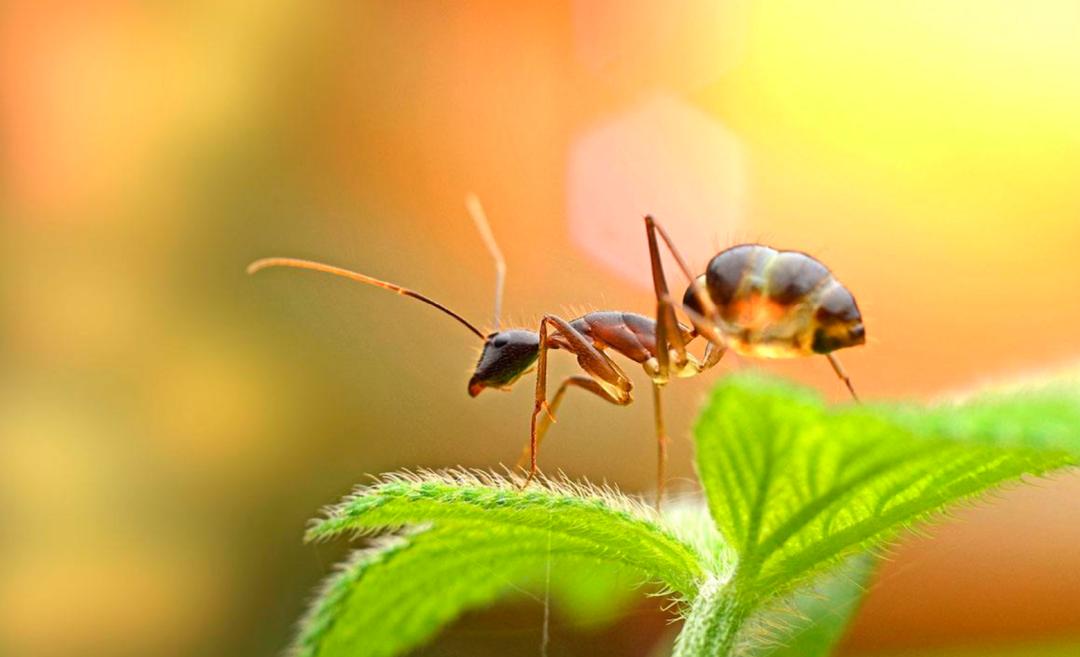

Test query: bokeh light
[568,94,745,290]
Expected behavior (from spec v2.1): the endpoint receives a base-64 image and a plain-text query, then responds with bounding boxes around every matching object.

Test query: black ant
[247,197,865,508]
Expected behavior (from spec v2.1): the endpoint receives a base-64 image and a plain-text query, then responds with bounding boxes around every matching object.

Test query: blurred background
[2,2,1079,656]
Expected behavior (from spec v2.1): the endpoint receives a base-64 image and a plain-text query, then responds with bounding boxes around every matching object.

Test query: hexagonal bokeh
[567,94,745,290]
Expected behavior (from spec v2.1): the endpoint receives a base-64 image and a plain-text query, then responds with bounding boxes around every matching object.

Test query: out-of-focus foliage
[748,555,876,657]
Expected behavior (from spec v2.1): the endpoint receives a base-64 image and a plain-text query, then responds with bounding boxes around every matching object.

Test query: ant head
[468,329,540,397]
[811,285,866,354]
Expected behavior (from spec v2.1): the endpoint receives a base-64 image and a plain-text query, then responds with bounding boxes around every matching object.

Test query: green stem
[672,575,749,657]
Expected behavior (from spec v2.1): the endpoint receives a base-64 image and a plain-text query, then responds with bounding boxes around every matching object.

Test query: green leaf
[687,372,1079,657]
[295,470,704,657]
[294,524,642,657]
[544,560,643,628]
[294,526,515,657]
[879,374,1080,456]
[661,499,736,574]
[694,373,1076,599]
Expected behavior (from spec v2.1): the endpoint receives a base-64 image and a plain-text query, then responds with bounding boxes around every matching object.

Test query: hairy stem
[672,575,749,657]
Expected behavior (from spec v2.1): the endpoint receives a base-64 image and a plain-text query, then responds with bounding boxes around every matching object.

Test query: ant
[247,197,865,509]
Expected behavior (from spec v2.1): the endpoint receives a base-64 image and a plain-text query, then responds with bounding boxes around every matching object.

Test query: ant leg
[667,299,729,374]
[523,315,632,488]
[701,340,726,371]
[652,383,668,511]
[675,296,728,350]
[515,376,631,470]
[644,216,699,284]
[644,217,727,381]
[645,218,690,382]
[826,353,860,402]
[525,318,553,488]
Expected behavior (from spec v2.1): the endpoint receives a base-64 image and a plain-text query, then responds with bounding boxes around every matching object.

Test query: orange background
[2,2,1079,656]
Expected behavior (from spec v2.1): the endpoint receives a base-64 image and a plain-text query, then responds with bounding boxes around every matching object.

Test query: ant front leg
[516,375,632,471]
[523,315,632,488]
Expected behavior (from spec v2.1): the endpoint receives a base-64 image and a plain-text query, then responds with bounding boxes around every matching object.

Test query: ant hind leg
[652,383,669,511]
[826,353,860,402]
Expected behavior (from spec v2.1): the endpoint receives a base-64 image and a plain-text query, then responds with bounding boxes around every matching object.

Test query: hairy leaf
[295,371,1080,657]
[294,524,644,657]
[688,372,1080,657]
[695,374,1076,599]
[296,470,703,656]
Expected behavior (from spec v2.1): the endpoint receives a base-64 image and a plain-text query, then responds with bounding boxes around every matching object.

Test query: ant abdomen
[685,244,865,358]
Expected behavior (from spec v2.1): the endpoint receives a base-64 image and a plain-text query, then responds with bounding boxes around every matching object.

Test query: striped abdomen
[684,244,865,358]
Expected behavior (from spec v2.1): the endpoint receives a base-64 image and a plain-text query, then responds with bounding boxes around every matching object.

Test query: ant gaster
[247,197,865,509]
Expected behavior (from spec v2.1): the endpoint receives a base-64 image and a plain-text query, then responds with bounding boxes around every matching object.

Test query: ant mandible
[247,198,865,509]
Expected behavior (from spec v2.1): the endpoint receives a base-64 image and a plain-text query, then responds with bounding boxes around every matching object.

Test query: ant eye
[492,335,509,348]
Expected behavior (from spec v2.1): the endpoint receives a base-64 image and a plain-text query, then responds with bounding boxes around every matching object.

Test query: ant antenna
[246,257,486,340]
[465,194,506,330]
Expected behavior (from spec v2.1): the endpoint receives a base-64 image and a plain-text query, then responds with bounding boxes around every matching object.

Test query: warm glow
[3,3,1079,656]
